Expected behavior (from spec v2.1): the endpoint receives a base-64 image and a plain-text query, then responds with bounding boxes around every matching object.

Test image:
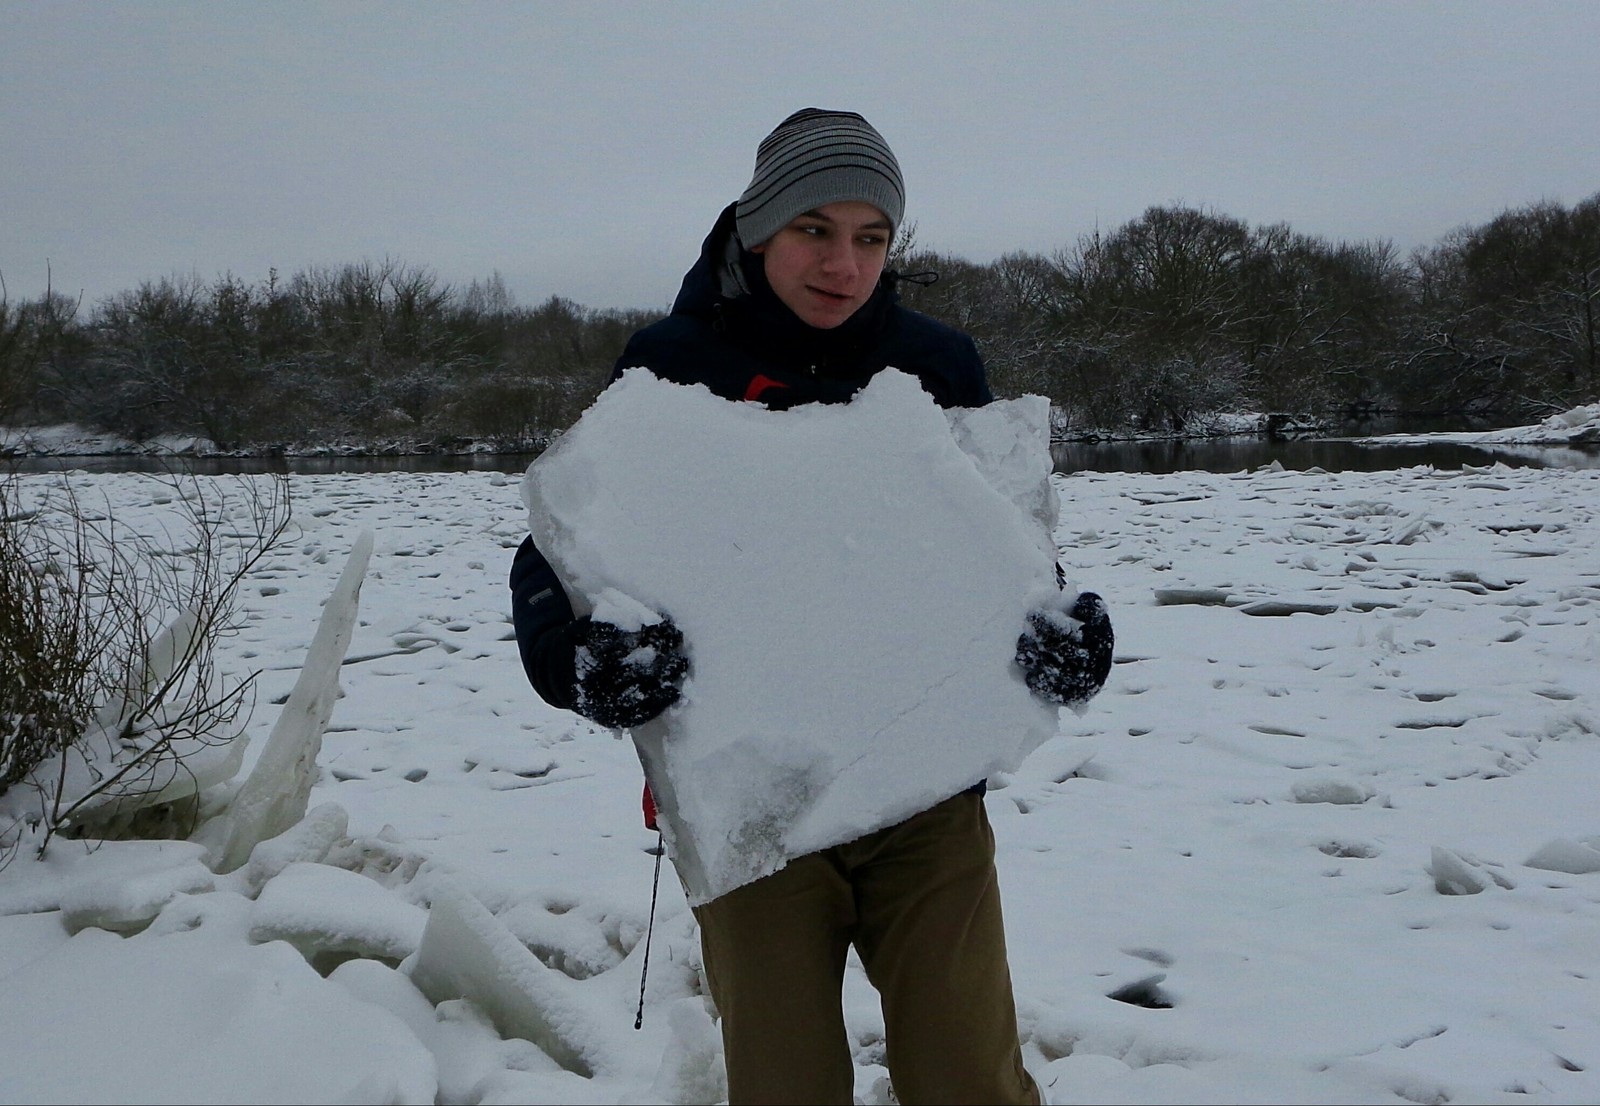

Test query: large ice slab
[524,368,1060,904]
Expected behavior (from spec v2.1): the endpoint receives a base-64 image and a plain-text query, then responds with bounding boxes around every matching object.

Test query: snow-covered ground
[1361,403,1600,448]
[0,423,216,457]
[2,424,1599,1103]
[1350,403,1600,471]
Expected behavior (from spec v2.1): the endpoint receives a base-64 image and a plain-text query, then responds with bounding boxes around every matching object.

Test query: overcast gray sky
[4,1,1598,315]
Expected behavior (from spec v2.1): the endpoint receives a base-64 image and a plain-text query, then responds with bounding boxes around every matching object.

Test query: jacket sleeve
[509,535,582,711]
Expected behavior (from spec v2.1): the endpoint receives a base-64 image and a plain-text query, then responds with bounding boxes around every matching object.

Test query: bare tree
[0,273,26,424]
[1,268,80,429]
[1398,194,1600,417]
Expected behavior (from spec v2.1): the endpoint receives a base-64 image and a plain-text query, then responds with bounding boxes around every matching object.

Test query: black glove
[571,616,688,729]
[1015,591,1113,707]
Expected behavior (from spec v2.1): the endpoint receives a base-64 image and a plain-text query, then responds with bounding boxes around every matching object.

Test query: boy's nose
[819,240,858,279]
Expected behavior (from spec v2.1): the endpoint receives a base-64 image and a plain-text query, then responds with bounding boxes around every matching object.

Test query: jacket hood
[668,203,748,317]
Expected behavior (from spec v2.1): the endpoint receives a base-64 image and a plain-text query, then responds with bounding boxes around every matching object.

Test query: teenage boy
[512,108,1112,1105]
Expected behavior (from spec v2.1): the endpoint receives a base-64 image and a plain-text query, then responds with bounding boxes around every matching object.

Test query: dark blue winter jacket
[510,204,995,716]
[612,203,991,409]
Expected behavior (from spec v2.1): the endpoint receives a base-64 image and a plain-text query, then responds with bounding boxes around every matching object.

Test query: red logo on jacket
[743,374,790,403]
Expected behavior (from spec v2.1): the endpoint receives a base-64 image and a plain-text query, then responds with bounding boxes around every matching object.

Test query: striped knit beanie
[734,109,904,248]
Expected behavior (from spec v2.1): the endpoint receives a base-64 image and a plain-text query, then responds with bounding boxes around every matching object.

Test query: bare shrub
[0,469,291,863]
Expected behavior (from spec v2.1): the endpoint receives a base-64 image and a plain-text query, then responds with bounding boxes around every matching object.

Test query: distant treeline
[2,193,1597,450]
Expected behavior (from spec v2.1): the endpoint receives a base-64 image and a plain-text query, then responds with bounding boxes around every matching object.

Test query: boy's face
[751,200,892,329]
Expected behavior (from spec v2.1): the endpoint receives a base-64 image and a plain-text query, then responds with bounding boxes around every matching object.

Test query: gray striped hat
[734,109,904,248]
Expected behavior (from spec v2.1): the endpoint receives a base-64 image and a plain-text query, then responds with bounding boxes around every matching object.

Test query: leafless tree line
[3,194,1597,448]
[1,261,655,452]
[894,193,1599,433]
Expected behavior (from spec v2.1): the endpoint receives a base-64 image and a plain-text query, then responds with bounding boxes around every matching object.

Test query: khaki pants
[691,791,1040,1106]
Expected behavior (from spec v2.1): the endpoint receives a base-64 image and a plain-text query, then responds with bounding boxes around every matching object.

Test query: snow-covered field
[2,442,1599,1103]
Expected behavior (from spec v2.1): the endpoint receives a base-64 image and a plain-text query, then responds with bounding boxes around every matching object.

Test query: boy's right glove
[571,615,689,730]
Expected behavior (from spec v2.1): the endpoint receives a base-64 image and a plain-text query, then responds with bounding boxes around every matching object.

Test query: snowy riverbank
[7,402,1599,465]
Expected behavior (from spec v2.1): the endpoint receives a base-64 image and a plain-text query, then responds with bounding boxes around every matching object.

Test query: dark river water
[1050,435,1600,474]
[7,422,1597,477]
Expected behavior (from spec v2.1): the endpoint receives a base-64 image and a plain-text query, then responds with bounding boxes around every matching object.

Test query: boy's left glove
[572,616,688,730]
[1015,591,1113,708]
